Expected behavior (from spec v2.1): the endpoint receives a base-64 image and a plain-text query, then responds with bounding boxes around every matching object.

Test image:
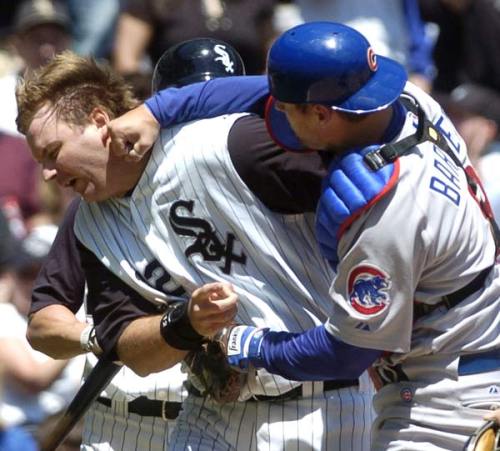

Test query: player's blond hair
[16,51,139,134]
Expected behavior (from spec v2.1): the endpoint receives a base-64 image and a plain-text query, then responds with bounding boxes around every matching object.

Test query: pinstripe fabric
[82,401,176,450]
[75,114,374,449]
[79,313,188,450]
[169,386,373,451]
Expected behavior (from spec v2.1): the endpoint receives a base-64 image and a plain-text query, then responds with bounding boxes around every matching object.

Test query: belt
[185,379,358,402]
[414,266,491,320]
[96,396,182,420]
[458,349,500,376]
[251,379,359,402]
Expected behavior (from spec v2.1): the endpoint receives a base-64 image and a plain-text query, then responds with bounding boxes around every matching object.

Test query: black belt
[96,396,181,420]
[251,379,359,402]
[185,379,358,402]
[414,266,491,320]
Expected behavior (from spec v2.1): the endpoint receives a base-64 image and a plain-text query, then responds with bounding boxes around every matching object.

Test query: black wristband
[159,301,206,351]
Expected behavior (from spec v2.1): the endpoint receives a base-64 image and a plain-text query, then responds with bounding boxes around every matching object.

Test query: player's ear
[312,104,333,126]
[88,107,110,129]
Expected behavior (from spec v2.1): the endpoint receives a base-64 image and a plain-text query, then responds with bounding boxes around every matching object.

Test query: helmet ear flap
[152,38,246,92]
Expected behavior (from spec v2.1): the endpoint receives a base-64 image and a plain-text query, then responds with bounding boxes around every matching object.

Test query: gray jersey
[324,82,500,363]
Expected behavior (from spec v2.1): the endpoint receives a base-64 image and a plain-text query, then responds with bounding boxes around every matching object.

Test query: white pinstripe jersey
[74,113,337,397]
[325,82,500,365]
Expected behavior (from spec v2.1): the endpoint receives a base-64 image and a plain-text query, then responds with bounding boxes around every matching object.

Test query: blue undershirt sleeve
[253,325,382,381]
[144,75,269,127]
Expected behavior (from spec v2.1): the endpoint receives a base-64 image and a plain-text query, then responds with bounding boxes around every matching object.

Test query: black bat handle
[41,358,121,451]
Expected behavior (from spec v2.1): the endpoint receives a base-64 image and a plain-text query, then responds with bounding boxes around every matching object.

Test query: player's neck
[110,150,152,198]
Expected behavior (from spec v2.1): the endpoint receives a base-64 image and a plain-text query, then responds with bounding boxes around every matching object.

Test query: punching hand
[107,104,160,161]
[188,282,238,337]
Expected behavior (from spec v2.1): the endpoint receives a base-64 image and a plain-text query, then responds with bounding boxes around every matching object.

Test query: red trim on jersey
[337,159,401,240]
[464,165,495,220]
[347,265,384,290]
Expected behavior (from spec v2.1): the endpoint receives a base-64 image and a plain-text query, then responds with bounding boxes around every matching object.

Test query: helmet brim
[329,56,407,113]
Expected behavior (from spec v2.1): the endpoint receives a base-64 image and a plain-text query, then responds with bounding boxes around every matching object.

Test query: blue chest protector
[315,147,398,270]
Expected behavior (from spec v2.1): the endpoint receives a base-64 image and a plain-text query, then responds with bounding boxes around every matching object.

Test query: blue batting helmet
[267,21,407,113]
[152,37,246,91]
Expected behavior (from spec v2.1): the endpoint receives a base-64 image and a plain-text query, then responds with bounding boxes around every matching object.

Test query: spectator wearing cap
[0,0,72,136]
[0,1,73,242]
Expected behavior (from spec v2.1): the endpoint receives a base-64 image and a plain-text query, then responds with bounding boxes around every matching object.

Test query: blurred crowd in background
[0,0,499,449]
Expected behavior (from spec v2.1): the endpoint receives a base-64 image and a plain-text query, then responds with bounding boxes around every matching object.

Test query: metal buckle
[161,400,168,421]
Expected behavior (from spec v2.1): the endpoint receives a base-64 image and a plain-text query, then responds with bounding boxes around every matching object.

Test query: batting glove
[217,325,269,371]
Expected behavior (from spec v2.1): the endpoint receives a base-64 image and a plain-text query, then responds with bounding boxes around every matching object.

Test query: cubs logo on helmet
[367,47,378,72]
[347,265,391,315]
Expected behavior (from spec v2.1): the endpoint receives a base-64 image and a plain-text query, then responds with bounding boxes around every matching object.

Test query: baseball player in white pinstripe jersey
[18,51,374,449]
[26,39,246,450]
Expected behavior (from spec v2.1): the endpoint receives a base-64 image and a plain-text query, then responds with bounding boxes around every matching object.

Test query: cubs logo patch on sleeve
[347,265,391,315]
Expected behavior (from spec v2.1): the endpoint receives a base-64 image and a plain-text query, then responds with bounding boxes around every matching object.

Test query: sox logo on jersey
[169,199,247,274]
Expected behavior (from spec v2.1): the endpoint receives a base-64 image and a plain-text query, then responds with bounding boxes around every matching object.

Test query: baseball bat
[40,358,121,451]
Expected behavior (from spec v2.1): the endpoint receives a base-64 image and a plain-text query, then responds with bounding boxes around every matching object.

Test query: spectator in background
[0,210,37,451]
[0,0,72,136]
[279,0,434,92]
[418,0,500,222]
[113,0,277,76]
[0,224,83,447]
[64,0,120,58]
[0,1,73,237]
[0,132,40,239]
[418,0,500,94]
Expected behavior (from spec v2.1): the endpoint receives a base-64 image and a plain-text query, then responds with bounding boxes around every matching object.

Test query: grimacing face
[26,104,117,202]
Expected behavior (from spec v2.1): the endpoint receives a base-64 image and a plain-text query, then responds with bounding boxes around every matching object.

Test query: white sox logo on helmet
[213,44,235,73]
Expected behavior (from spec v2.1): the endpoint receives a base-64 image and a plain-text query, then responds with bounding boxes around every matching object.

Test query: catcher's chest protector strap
[315,147,398,270]
[365,95,500,254]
